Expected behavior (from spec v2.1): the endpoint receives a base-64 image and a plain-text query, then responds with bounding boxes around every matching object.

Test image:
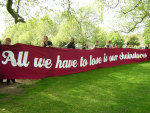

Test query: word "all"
[1,51,29,67]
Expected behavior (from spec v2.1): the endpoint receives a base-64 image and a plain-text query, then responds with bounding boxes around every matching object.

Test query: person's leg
[0,79,3,83]
[7,79,10,84]
[11,79,16,83]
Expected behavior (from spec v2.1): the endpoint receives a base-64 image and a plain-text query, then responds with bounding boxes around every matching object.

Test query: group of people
[40,36,118,49]
[0,35,146,51]
[0,35,149,84]
[0,36,76,84]
[41,36,75,49]
[95,40,116,49]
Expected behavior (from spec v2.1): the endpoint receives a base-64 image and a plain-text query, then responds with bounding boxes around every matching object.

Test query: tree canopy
[143,27,150,47]
[0,0,149,48]
[128,34,140,47]
[98,0,150,33]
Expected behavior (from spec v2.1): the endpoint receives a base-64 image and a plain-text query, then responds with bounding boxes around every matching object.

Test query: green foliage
[107,31,124,48]
[2,4,105,48]
[128,34,140,47]
[2,15,57,46]
[51,19,78,47]
[143,27,150,45]
[98,0,150,32]
[0,0,53,24]
[91,27,107,47]
[1,3,114,48]
[0,0,108,48]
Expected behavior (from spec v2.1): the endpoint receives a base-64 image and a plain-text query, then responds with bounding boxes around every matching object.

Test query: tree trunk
[6,0,25,24]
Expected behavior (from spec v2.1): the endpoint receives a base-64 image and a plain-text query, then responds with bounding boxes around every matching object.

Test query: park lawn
[0,61,150,113]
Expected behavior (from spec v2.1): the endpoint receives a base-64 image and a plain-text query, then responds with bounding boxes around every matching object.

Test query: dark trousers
[0,79,3,83]
[7,79,16,84]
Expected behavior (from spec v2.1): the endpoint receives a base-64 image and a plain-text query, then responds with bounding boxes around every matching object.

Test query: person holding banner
[0,41,3,83]
[95,41,99,48]
[82,44,87,50]
[67,37,75,49]
[105,40,113,48]
[41,36,52,47]
[5,38,16,84]
[125,42,131,48]
[114,44,118,48]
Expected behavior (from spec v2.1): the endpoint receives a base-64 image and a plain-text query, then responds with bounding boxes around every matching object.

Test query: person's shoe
[0,80,3,83]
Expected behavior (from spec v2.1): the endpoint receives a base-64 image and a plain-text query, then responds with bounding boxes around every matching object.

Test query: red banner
[0,44,150,79]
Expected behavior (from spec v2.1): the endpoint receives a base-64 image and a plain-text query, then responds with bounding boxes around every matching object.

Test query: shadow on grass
[0,61,150,113]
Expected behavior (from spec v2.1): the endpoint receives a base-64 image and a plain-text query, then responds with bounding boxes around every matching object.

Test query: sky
[0,0,116,39]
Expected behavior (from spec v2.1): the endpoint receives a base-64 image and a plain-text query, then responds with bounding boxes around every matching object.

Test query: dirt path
[0,80,37,96]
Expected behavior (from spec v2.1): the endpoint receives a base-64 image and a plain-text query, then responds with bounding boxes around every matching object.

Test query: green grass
[0,61,150,113]
[0,94,8,99]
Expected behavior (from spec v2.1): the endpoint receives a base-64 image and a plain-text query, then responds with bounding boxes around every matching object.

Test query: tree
[143,27,150,48]
[1,1,105,48]
[0,0,54,24]
[107,31,124,48]
[2,15,57,45]
[128,34,140,47]
[51,18,80,47]
[6,0,25,23]
[91,27,107,48]
[98,0,150,33]
[53,4,103,47]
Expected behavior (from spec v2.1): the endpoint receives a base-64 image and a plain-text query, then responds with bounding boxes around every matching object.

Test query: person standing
[105,40,113,48]
[5,38,16,84]
[67,37,75,49]
[0,41,3,83]
[145,46,148,49]
[125,42,130,48]
[114,44,118,48]
[82,44,87,50]
[41,36,52,47]
[94,41,99,48]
